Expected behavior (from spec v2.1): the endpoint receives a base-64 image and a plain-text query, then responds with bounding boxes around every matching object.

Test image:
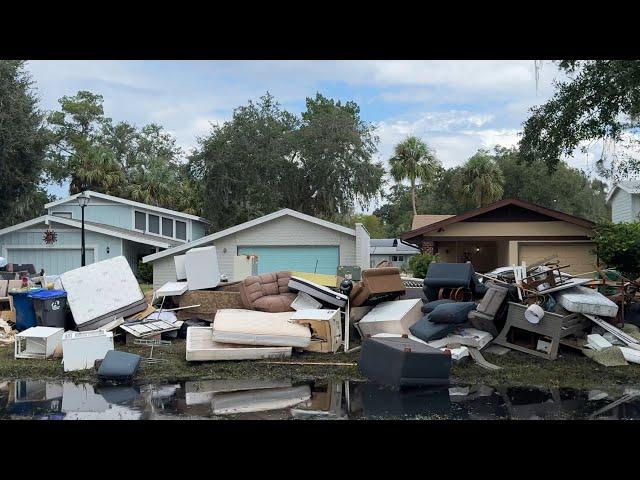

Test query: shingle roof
[411,214,455,230]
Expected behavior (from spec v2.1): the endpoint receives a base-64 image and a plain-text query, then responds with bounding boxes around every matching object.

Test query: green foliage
[592,221,640,279]
[190,92,385,230]
[0,60,50,228]
[520,60,640,180]
[347,214,387,238]
[408,252,438,278]
[453,150,504,209]
[46,91,195,215]
[137,261,153,284]
[388,136,441,215]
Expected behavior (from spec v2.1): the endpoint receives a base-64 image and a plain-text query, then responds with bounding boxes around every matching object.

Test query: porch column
[508,241,519,266]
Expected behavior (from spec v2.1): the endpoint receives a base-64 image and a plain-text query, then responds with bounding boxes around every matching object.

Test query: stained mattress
[288,276,348,308]
[60,256,147,331]
[186,327,292,361]
[212,309,311,347]
[556,286,619,317]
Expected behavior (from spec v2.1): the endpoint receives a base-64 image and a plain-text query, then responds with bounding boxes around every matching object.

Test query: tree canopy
[520,60,640,180]
[189,93,385,230]
[0,60,50,228]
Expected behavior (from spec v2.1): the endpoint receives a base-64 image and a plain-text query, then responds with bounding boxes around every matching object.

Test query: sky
[26,60,604,208]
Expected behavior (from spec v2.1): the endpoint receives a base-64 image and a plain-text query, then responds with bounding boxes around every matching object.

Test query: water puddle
[1,378,639,420]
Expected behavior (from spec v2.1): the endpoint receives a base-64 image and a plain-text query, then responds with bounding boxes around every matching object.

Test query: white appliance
[174,255,187,280]
[61,329,114,372]
[15,327,64,359]
[358,299,422,336]
[185,246,221,290]
[233,255,258,282]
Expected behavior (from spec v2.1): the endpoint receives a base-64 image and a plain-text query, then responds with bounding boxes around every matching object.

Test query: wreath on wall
[43,228,58,245]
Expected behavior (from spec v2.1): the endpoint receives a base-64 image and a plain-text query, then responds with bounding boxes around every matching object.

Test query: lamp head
[77,192,90,207]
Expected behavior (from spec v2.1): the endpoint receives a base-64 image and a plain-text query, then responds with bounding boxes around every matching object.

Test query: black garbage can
[27,289,68,328]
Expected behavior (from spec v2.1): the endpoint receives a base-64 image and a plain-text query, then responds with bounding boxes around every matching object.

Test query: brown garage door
[518,242,597,275]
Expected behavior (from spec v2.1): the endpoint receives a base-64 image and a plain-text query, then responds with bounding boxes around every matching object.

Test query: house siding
[49,202,133,229]
[611,190,634,223]
[150,215,358,288]
[0,223,123,275]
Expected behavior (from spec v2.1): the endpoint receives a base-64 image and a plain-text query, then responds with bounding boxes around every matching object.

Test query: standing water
[1,378,639,420]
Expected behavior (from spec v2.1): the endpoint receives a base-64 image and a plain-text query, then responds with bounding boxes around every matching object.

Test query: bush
[592,221,640,279]
[137,260,153,284]
[408,253,439,278]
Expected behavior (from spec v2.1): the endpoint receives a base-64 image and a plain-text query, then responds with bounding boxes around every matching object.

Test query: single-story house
[0,190,210,276]
[606,180,640,223]
[401,198,597,275]
[143,208,371,288]
[370,239,420,269]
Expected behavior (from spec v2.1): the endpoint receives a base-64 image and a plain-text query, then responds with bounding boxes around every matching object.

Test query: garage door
[518,243,597,275]
[6,248,95,275]
[237,246,339,275]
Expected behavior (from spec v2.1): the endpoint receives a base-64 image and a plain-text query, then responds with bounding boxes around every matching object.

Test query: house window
[148,214,160,234]
[176,220,187,240]
[392,255,398,262]
[134,211,146,231]
[398,255,404,261]
[53,212,73,219]
[162,217,173,237]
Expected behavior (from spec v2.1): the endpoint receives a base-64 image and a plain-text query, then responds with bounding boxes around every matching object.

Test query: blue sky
[27,60,602,207]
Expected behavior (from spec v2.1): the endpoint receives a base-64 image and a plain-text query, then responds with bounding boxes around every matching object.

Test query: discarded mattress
[212,309,311,347]
[211,385,311,414]
[421,299,455,314]
[556,286,619,317]
[60,256,147,331]
[409,318,456,342]
[186,327,292,361]
[288,276,348,308]
[359,336,451,387]
[358,299,422,336]
[426,302,476,324]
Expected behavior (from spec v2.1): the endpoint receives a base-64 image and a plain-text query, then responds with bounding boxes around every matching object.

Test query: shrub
[592,221,640,279]
[137,260,153,284]
[408,252,439,278]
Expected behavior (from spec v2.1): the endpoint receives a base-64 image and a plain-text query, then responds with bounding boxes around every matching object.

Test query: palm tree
[454,151,505,208]
[389,136,440,215]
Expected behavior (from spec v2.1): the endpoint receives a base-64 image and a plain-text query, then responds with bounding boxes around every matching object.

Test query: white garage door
[518,242,597,276]
[6,248,95,275]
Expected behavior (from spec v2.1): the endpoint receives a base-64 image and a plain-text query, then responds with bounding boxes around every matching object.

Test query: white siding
[150,215,357,288]
[153,256,179,287]
[611,190,634,223]
[355,223,371,270]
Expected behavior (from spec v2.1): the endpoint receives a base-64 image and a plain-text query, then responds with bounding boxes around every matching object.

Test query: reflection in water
[1,377,640,420]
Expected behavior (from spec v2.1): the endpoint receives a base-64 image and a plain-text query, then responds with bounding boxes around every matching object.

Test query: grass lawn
[2,338,640,390]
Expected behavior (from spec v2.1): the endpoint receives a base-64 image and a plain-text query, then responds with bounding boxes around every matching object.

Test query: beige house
[402,199,597,275]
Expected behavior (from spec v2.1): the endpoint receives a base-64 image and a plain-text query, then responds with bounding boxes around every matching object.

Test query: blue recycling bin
[28,289,68,328]
[11,289,42,331]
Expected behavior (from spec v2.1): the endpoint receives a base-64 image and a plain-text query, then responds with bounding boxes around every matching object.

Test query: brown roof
[401,198,596,241]
[412,214,455,230]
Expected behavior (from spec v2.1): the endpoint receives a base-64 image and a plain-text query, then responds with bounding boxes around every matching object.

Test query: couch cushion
[253,292,297,313]
[427,302,476,324]
[421,299,456,314]
[409,318,456,342]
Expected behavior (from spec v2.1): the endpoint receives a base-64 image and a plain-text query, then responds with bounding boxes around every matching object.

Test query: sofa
[349,267,406,307]
[239,271,297,313]
[423,262,487,301]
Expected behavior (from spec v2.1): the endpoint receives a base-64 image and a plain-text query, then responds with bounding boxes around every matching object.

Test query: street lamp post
[77,192,90,266]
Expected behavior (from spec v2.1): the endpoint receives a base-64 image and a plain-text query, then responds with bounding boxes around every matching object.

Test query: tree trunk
[411,179,417,216]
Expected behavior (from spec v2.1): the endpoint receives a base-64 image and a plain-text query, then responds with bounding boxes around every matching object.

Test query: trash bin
[11,289,41,331]
[27,289,68,329]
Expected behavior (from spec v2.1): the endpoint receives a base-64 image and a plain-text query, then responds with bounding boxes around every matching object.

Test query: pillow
[409,318,456,342]
[427,302,476,324]
[421,299,456,314]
